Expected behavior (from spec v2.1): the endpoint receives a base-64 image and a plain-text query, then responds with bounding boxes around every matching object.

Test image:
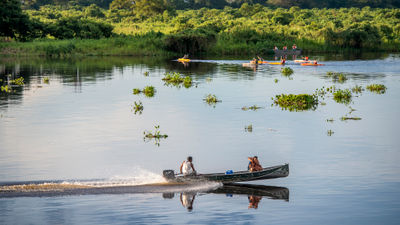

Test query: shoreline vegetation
[1,2,400,57]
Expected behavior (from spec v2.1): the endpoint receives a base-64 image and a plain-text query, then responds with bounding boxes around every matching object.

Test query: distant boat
[163,164,289,184]
[274,49,302,56]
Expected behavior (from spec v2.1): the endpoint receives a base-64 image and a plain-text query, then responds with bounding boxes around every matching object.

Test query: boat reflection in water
[163,183,289,211]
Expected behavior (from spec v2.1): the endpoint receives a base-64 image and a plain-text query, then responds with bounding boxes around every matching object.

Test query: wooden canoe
[163,164,289,184]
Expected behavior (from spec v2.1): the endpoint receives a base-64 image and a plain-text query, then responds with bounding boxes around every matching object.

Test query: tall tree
[0,0,32,39]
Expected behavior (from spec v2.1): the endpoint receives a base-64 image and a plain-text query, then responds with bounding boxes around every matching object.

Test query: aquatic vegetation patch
[143,86,155,97]
[43,77,50,84]
[326,118,334,122]
[327,130,334,136]
[274,79,279,83]
[281,67,294,76]
[132,86,156,97]
[10,77,25,86]
[143,71,149,76]
[351,85,363,94]
[242,105,262,111]
[327,72,348,83]
[333,89,352,104]
[204,94,221,106]
[132,101,144,115]
[1,85,11,93]
[366,84,386,94]
[273,94,318,111]
[340,116,362,121]
[143,125,168,146]
[162,72,192,88]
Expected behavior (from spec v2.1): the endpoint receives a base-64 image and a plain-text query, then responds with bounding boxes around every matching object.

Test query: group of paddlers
[274,44,297,50]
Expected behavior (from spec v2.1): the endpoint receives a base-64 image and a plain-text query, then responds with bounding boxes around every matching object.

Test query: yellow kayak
[268,62,284,65]
[178,58,190,62]
[258,61,268,64]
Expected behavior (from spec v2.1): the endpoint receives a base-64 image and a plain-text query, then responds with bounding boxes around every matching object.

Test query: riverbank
[1,36,399,57]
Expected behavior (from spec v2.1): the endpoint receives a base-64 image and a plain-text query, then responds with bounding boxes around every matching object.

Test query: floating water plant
[132,101,143,115]
[162,72,192,88]
[351,85,363,94]
[327,130,334,136]
[274,79,279,83]
[366,84,386,94]
[206,77,212,82]
[10,77,24,86]
[133,86,156,97]
[245,124,253,132]
[133,88,141,95]
[281,67,294,76]
[273,94,318,111]
[333,89,352,104]
[43,77,50,84]
[340,116,362,121]
[143,86,155,97]
[204,94,221,106]
[143,125,168,146]
[327,72,347,83]
[242,105,262,111]
[143,71,149,76]
[1,85,11,93]
[326,118,334,122]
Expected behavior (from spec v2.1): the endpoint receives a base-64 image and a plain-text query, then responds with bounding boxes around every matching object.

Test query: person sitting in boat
[292,44,297,50]
[313,60,318,65]
[182,54,189,59]
[257,56,264,62]
[180,156,196,176]
[304,56,309,61]
[283,46,287,50]
[274,46,278,50]
[248,156,262,172]
[250,58,258,65]
[281,57,286,64]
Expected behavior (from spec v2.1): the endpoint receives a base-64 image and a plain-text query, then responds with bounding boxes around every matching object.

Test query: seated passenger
[248,156,262,172]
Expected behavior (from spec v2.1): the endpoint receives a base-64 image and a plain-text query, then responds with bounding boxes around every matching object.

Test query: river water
[0,53,399,224]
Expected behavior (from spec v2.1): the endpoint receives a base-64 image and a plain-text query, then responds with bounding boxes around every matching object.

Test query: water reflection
[163,184,289,211]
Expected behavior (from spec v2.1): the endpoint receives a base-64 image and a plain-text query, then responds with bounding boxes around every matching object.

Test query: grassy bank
[1,35,399,57]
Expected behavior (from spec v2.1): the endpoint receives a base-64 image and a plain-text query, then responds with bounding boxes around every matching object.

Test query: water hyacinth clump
[162,72,192,88]
[351,85,363,94]
[273,94,318,111]
[43,77,50,84]
[340,116,362,121]
[366,84,387,94]
[281,67,294,76]
[327,72,347,83]
[204,94,221,106]
[133,86,156,97]
[10,77,25,86]
[142,86,155,97]
[1,85,11,93]
[132,101,144,115]
[143,125,168,146]
[242,105,262,111]
[245,124,253,132]
[333,89,352,104]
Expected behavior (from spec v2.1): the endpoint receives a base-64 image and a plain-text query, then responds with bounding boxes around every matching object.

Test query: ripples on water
[0,54,400,224]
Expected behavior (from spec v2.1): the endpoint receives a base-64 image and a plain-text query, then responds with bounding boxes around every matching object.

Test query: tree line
[1,0,399,54]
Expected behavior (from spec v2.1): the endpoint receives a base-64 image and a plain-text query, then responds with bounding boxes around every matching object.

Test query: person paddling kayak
[180,156,196,176]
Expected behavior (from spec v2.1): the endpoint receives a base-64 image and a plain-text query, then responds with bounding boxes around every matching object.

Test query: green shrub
[273,94,318,111]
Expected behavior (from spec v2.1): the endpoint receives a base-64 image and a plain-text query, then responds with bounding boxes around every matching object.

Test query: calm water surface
[0,54,399,224]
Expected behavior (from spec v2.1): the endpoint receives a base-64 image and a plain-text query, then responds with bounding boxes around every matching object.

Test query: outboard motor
[163,170,175,180]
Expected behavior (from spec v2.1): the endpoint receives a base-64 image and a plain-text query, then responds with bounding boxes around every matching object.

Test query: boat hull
[165,164,289,184]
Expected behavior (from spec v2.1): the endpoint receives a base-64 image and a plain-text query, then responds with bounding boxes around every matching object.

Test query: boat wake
[0,169,223,198]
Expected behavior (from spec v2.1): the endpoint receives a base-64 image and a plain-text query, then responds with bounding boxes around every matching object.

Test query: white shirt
[182,161,194,175]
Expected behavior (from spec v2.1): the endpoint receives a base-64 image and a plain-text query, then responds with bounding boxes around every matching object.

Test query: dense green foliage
[273,93,318,111]
[1,1,400,55]
[333,89,352,104]
[366,84,387,94]
[162,72,192,88]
